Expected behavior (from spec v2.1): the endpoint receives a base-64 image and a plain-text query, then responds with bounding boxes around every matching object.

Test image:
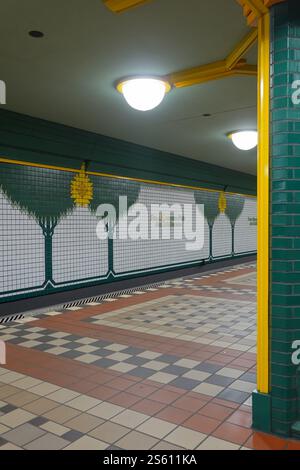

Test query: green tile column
[270,0,300,438]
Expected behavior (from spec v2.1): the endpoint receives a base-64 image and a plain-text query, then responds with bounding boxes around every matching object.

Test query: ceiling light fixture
[228,130,258,151]
[117,77,171,111]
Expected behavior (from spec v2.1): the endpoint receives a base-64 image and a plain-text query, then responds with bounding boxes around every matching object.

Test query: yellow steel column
[257,12,270,394]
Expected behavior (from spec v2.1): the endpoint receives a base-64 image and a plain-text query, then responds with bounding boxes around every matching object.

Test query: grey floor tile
[34,344,53,351]
[61,350,83,359]
[63,335,81,341]
[126,357,148,366]
[129,367,156,379]
[92,358,117,368]
[37,336,57,342]
[61,342,82,350]
[240,372,256,383]
[195,363,223,373]
[3,423,46,446]
[217,389,250,404]
[62,430,84,442]
[24,433,69,450]
[163,365,189,376]
[7,338,25,345]
[92,349,115,357]
[29,416,49,427]
[92,340,111,348]
[158,355,180,364]
[0,437,8,447]
[122,347,145,356]
[1,404,17,414]
[205,375,235,387]
[170,377,200,390]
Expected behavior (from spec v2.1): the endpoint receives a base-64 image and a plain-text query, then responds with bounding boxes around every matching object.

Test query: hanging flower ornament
[218,191,227,213]
[70,163,93,207]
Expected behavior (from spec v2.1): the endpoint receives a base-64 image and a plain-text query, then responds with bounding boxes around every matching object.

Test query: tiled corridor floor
[0,262,299,450]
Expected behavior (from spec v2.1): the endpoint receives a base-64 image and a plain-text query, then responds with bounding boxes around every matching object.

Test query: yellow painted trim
[257,12,270,394]
[0,156,256,199]
[0,157,80,174]
[226,29,258,70]
[103,0,152,14]
[116,77,171,94]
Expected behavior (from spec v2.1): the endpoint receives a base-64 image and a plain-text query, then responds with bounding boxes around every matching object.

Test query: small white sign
[291,340,300,365]
[0,80,6,105]
[291,80,300,105]
[0,340,6,364]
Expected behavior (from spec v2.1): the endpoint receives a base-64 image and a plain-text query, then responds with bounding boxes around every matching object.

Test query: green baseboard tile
[272,406,298,422]
[252,390,272,433]
[272,420,293,438]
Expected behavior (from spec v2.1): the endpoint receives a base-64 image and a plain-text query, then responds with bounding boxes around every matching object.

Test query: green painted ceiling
[0,0,257,175]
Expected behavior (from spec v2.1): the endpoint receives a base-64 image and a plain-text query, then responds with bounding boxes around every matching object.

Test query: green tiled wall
[271,0,300,438]
[0,109,256,196]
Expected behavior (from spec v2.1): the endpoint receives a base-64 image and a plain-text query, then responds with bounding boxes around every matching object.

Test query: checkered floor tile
[1,261,299,450]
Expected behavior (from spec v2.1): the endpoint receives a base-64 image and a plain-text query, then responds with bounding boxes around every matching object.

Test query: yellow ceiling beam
[234,63,258,75]
[237,0,286,26]
[165,27,258,89]
[226,28,258,69]
[167,67,234,89]
[167,60,231,88]
[103,0,152,13]
[264,0,286,6]
[166,59,257,88]
[243,0,268,16]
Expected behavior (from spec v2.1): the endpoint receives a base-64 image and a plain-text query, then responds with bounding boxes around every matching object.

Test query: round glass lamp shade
[230,131,258,151]
[117,78,171,111]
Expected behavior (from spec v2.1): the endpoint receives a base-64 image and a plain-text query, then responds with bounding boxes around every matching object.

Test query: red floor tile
[88,371,119,385]
[109,392,141,407]
[172,395,207,412]
[213,422,253,445]
[212,398,240,410]
[88,385,119,401]
[108,377,137,391]
[245,432,288,450]
[184,413,221,434]
[150,389,183,405]
[155,405,193,425]
[131,399,166,415]
[70,380,99,394]
[227,409,253,428]
[200,403,234,421]
[127,383,160,398]
[286,441,300,450]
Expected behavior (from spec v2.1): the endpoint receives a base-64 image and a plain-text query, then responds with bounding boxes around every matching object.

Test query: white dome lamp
[117,77,171,111]
[228,130,258,151]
